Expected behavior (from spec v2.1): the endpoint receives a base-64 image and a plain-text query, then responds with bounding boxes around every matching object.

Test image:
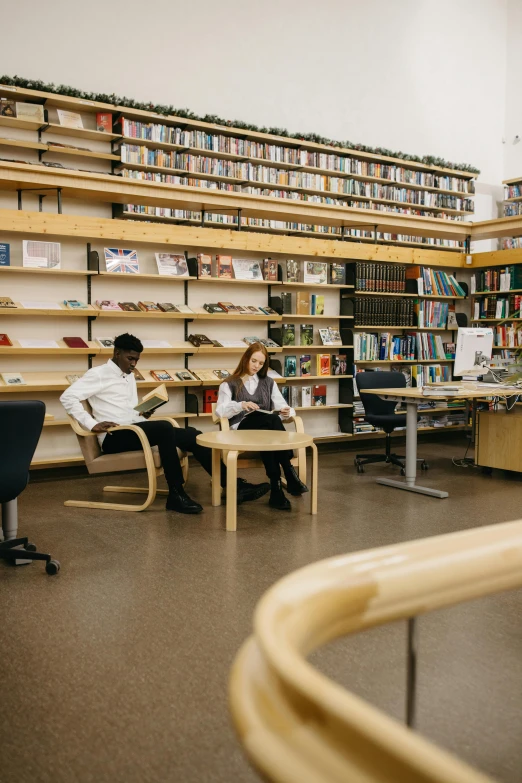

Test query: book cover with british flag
[104,247,140,274]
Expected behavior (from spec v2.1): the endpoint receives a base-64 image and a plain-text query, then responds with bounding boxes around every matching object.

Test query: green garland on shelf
[0,74,480,175]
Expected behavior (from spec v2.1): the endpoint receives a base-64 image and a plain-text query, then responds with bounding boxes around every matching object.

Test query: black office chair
[0,401,60,575]
[354,372,428,475]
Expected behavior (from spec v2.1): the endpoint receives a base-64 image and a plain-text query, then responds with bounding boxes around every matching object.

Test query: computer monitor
[454,327,494,376]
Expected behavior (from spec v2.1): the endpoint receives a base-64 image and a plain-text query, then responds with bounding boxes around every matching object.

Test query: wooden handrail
[230,520,522,783]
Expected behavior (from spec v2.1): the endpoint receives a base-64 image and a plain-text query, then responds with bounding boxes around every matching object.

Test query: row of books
[355,297,415,326]
[504,184,522,200]
[414,301,450,329]
[354,332,449,362]
[473,294,522,320]
[119,148,474,211]
[121,204,466,249]
[118,119,475,194]
[355,263,407,293]
[408,267,466,297]
[280,292,326,316]
[501,237,522,250]
[470,266,522,293]
[280,259,346,285]
[492,324,522,346]
[503,203,522,217]
[281,385,327,407]
[120,170,466,223]
[280,325,343,346]
[282,354,347,377]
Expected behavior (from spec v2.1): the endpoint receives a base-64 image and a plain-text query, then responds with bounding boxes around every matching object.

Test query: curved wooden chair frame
[229,520,522,783]
[211,404,307,485]
[65,415,189,512]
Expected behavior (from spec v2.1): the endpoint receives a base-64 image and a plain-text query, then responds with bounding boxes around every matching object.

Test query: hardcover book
[319,328,333,346]
[15,102,44,122]
[300,355,311,376]
[245,306,263,314]
[304,262,328,285]
[214,369,231,380]
[302,386,312,407]
[331,354,347,375]
[259,338,280,348]
[328,328,343,345]
[284,355,297,377]
[63,337,89,348]
[134,383,168,415]
[157,303,179,312]
[312,384,327,406]
[96,300,121,311]
[96,112,113,132]
[0,242,10,266]
[203,389,219,412]
[297,292,310,315]
[203,303,226,314]
[0,99,16,117]
[118,302,141,312]
[197,253,213,277]
[217,302,240,313]
[192,369,218,381]
[217,255,233,278]
[263,258,278,281]
[23,240,61,269]
[0,297,17,308]
[243,336,263,345]
[64,300,88,309]
[281,292,294,314]
[132,368,145,381]
[57,109,84,129]
[0,334,12,346]
[280,385,290,404]
[176,371,197,382]
[330,263,346,285]
[96,338,114,348]
[155,253,189,277]
[259,306,278,316]
[138,301,160,312]
[290,386,302,407]
[232,259,263,280]
[285,259,299,282]
[104,248,140,274]
[282,324,296,346]
[313,294,325,315]
[188,334,214,346]
[150,370,174,382]
[317,354,331,376]
[300,324,314,346]
[173,304,194,313]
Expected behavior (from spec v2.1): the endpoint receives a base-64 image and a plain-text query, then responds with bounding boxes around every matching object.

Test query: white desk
[363,385,517,499]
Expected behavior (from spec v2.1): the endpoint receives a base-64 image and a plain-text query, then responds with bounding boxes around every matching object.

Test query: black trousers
[238,411,293,481]
[102,421,226,491]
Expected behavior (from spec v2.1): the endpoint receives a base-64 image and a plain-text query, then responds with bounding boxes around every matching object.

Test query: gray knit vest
[228,375,274,427]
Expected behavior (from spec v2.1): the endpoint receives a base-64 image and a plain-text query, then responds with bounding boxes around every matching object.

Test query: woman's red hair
[226,342,269,386]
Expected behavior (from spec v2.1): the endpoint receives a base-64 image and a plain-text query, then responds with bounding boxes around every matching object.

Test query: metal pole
[2,499,18,541]
[17,189,22,210]
[406,617,417,728]
[57,187,63,214]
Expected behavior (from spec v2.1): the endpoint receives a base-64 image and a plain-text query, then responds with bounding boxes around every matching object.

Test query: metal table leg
[2,499,18,540]
[376,401,449,498]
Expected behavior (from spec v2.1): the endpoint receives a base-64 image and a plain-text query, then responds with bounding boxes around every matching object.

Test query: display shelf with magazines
[0,266,98,277]
[0,340,99,355]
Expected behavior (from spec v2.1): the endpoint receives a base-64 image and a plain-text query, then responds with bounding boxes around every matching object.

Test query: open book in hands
[134,383,169,415]
[243,408,274,416]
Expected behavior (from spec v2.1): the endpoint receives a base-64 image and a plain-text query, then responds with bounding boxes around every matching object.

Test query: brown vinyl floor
[1,438,522,783]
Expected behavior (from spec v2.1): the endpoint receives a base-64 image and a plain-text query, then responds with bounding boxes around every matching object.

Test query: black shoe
[283,465,309,496]
[237,479,270,504]
[166,487,203,514]
[269,481,292,511]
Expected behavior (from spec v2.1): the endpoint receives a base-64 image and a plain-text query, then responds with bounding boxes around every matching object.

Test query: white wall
[0,0,509,188]
[504,0,522,180]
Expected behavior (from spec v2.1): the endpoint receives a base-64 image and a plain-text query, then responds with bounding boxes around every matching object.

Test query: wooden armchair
[64,405,188,512]
[211,404,307,484]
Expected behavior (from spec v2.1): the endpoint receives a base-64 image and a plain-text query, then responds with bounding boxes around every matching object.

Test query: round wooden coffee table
[196,430,318,531]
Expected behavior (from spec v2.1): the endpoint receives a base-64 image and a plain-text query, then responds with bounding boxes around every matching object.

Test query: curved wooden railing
[229,520,522,783]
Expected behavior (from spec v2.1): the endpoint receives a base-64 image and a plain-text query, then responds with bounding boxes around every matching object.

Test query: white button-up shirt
[216,373,295,429]
[60,360,145,443]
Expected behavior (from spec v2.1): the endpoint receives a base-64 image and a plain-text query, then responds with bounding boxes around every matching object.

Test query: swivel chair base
[0,537,60,575]
[354,433,428,476]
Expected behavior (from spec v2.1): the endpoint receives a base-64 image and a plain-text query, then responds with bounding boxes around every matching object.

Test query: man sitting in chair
[60,333,270,514]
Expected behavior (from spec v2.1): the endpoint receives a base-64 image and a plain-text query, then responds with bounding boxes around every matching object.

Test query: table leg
[211,448,222,507]
[2,499,18,540]
[225,451,238,532]
[376,401,449,499]
[310,443,318,515]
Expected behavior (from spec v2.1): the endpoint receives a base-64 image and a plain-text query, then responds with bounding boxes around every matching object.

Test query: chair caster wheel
[400,468,406,476]
[421,462,429,471]
[25,542,37,552]
[357,464,365,474]
[45,559,60,575]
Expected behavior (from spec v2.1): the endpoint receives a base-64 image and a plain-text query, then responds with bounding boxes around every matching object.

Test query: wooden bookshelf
[196,345,283,353]
[42,123,120,143]
[353,325,450,330]
[194,313,282,321]
[46,145,120,162]
[0,138,47,152]
[192,277,281,285]
[281,314,353,320]
[0,304,97,316]
[0,340,98,355]
[280,282,354,290]
[0,266,97,277]
[355,359,454,364]
[471,318,522,323]
[280,345,353,351]
[0,115,43,132]
[98,271,197,282]
[92,308,189,319]
[295,404,353,411]
[473,289,522,294]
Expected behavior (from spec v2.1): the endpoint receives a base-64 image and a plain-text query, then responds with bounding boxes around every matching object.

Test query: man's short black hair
[114,333,143,353]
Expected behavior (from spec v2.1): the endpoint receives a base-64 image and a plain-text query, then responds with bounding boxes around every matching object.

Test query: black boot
[237,478,271,504]
[166,486,203,514]
[269,479,291,511]
[282,464,309,496]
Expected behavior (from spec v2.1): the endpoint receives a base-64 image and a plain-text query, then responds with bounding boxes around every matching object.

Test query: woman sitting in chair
[216,342,308,511]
